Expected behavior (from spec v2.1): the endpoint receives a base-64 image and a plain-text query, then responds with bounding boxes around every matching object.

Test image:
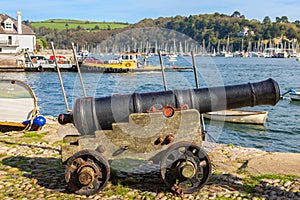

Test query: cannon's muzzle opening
[58,113,73,125]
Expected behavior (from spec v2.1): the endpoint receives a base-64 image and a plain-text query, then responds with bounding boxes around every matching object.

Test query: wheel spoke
[72,157,85,167]
[191,176,201,185]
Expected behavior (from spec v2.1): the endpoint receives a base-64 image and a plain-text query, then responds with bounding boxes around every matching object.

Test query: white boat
[203,109,268,125]
[0,79,46,132]
[289,89,300,101]
[23,52,76,72]
[167,54,178,62]
[216,51,234,57]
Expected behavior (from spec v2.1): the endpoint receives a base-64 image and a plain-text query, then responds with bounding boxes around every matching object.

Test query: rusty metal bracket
[147,104,189,118]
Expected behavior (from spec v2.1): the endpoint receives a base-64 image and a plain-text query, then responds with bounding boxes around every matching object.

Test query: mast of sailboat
[173,39,177,55]
[155,40,158,55]
[226,35,230,52]
[179,41,183,56]
[241,38,244,53]
[184,40,187,55]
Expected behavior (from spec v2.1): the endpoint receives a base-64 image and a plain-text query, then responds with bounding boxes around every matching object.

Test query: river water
[1,56,299,153]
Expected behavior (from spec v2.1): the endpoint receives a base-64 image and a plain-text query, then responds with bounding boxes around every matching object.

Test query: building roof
[0,14,35,35]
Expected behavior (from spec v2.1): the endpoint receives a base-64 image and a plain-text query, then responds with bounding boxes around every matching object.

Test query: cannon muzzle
[66,78,280,135]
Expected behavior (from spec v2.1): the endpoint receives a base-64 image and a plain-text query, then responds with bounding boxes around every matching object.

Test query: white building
[0,11,36,53]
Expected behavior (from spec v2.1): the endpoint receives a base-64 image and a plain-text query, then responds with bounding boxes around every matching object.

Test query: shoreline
[0,117,299,199]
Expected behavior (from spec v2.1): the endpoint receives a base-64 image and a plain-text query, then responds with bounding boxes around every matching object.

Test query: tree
[281,16,289,23]
[231,11,241,18]
[276,16,289,23]
[286,27,298,39]
[232,23,240,34]
[30,13,300,51]
[263,16,271,24]
[294,20,300,27]
[276,17,281,23]
[263,30,272,39]
[40,38,47,49]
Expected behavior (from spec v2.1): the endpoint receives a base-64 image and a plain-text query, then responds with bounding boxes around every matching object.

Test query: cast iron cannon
[59,78,280,195]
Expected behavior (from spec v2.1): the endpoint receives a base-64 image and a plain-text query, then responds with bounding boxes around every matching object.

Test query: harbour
[1,5,300,198]
[0,56,299,153]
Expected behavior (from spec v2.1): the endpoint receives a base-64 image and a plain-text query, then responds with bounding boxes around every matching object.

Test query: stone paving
[0,118,299,200]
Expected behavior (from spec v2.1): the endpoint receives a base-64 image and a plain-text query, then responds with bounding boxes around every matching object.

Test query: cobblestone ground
[0,126,299,200]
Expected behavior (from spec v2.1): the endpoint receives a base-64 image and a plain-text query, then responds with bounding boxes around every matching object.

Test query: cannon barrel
[68,78,280,135]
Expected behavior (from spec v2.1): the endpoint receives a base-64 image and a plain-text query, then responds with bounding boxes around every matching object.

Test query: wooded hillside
[28,11,300,52]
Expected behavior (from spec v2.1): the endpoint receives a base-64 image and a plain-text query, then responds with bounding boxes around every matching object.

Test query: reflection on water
[289,100,300,106]
[0,57,299,153]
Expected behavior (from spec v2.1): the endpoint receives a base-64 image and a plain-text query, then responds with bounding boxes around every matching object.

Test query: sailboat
[216,36,233,57]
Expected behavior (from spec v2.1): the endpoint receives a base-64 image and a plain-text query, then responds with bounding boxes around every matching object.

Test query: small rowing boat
[203,109,268,125]
[289,89,300,101]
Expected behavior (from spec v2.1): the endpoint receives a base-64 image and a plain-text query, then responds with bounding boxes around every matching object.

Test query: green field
[31,19,129,30]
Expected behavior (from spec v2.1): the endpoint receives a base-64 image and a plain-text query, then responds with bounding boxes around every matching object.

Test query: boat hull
[80,64,192,73]
[0,79,43,132]
[290,93,300,101]
[203,109,268,124]
[24,64,76,72]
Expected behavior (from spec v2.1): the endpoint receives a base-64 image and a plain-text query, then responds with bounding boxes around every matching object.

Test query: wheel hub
[65,150,110,196]
[178,161,196,179]
[160,142,212,194]
[78,166,95,186]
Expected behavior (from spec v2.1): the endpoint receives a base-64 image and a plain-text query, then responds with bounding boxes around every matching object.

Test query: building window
[8,36,12,45]
[5,22,13,30]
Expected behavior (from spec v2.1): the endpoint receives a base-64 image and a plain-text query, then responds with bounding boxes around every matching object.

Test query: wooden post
[71,42,87,97]
[50,42,71,113]
[158,50,167,91]
[191,51,206,135]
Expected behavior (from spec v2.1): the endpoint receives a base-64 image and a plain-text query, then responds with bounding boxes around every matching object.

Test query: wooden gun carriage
[59,78,280,195]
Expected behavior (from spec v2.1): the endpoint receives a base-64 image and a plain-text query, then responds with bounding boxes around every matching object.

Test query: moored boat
[23,52,76,72]
[80,51,192,73]
[0,79,46,132]
[203,109,268,125]
[164,66,193,72]
[289,89,300,101]
[80,51,145,73]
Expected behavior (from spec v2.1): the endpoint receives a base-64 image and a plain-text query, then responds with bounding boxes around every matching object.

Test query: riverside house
[0,11,35,53]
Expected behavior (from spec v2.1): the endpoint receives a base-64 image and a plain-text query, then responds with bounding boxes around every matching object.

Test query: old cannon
[59,78,280,196]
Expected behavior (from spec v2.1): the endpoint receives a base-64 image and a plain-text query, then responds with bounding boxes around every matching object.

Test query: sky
[1,0,300,23]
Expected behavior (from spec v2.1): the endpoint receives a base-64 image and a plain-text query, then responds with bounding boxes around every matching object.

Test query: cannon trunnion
[61,78,280,195]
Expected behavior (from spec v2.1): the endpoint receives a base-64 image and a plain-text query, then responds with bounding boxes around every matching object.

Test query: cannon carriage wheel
[160,142,212,194]
[65,150,110,196]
